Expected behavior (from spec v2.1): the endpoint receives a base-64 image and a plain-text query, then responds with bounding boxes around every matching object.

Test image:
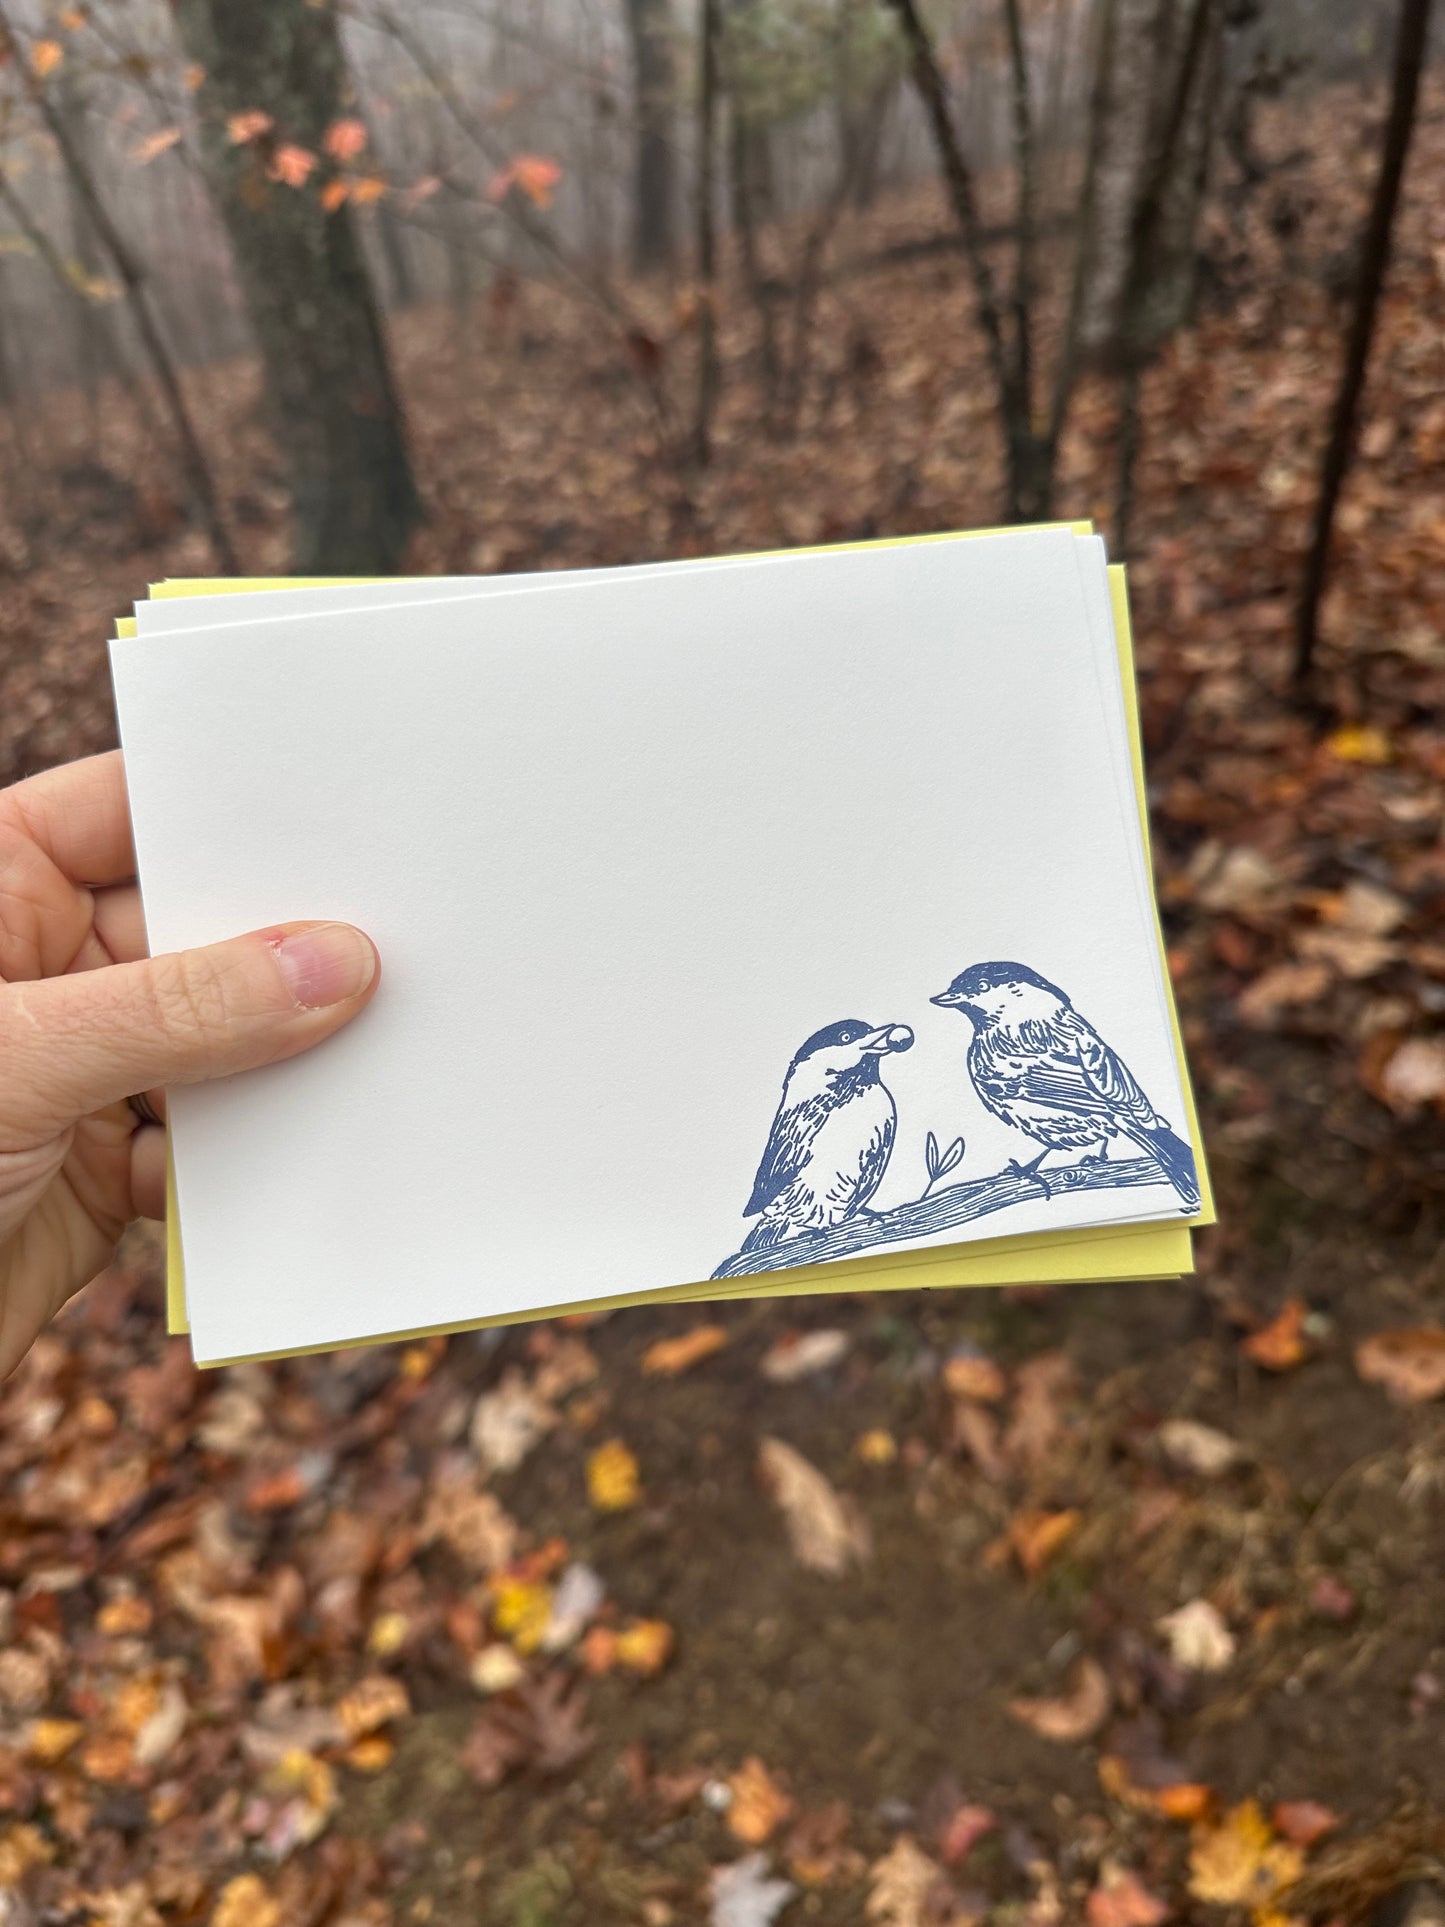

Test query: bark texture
[175,0,419,572]
[625,0,676,274]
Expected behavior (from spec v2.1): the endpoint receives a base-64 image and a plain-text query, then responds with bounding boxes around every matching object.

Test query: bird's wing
[745,1093,827,1216]
[1012,1011,1163,1132]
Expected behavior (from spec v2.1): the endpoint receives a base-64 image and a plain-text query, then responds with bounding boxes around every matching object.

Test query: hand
[0,751,380,1376]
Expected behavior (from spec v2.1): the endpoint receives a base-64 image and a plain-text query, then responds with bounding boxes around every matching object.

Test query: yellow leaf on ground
[1189,1800,1303,1910]
[586,1439,641,1511]
[25,1717,84,1764]
[1325,725,1392,765]
[727,1756,795,1845]
[614,1618,674,1676]
[641,1324,729,1376]
[213,1872,282,1927]
[491,1577,554,1653]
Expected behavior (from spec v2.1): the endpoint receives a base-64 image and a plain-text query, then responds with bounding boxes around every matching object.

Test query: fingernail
[272,923,377,1008]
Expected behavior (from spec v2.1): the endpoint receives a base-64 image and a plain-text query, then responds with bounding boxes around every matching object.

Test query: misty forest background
[1,2,1445,1925]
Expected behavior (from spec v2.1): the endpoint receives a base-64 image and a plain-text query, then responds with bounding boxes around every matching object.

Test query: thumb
[1,921,380,1134]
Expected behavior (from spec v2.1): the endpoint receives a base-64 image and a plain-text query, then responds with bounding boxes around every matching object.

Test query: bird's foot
[1006,1152,1053,1199]
[1082,1143,1110,1165]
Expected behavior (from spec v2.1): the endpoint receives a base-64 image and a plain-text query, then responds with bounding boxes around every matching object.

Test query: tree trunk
[1294,0,1434,686]
[692,0,721,467]
[174,0,420,573]
[625,0,676,275]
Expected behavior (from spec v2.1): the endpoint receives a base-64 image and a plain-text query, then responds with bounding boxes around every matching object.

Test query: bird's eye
[839,1029,856,1043]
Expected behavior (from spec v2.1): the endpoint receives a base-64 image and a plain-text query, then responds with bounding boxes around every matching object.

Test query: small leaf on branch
[30,39,63,79]
[323,116,368,161]
[131,127,182,165]
[227,110,273,145]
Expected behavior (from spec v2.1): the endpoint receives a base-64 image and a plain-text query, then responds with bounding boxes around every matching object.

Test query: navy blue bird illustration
[929,962,1199,1211]
[742,1019,915,1252]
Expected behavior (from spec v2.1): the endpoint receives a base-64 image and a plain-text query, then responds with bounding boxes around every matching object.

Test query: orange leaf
[59,8,87,31]
[488,153,563,208]
[270,143,317,188]
[349,175,387,206]
[227,109,273,145]
[132,127,182,165]
[614,1618,673,1676]
[1243,1299,1308,1371]
[319,179,350,213]
[323,116,368,161]
[1086,1865,1169,1927]
[30,38,63,79]
[641,1323,728,1376]
[727,1755,795,1845]
[1007,1507,1081,1577]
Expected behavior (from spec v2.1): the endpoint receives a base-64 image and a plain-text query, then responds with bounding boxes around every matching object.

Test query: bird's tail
[1133,1120,1200,1213]
[741,1216,787,1254]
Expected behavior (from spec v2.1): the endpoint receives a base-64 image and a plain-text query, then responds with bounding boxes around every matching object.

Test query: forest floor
[0,80,1444,1927]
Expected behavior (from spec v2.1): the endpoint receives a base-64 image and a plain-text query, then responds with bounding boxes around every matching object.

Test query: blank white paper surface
[112,530,1192,1362]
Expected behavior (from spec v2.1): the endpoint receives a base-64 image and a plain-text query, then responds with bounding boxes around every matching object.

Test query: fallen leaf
[942,1350,1007,1403]
[1377,1039,1445,1110]
[614,1618,674,1675]
[758,1438,870,1575]
[1271,1801,1340,1847]
[1355,1328,1445,1403]
[760,1329,850,1381]
[25,1717,84,1764]
[1297,927,1396,978]
[587,1438,641,1511]
[727,1756,795,1846]
[1243,1300,1308,1371]
[1003,1352,1073,1468]
[1008,1657,1110,1743]
[1007,1508,1080,1577]
[1158,1599,1236,1673]
[643,1324,730,1376]
[133,1680,187,1767]
[857,1428,898,1464]
[1237,961,1333,1026]
[1189,1801,1303,1910]
[938,1803,997,1866]
[1327,879,1407,936]
[540,1562,605,1652]
[213,1874,282,1927]
[491,1576,554,1654]
[470,1644,526,1694]
[866,1835,965,1927]
[1086,1864,1170,1927]
[1325,725,1392,765]
[711,1851,797,1927]
[1157,1419,1242,1477]
[422,1468,520,1572]
[471,1369,556,1473]
[334,1674,409,1740]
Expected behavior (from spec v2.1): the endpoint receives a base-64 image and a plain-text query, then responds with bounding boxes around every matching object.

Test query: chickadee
[742,1019,915,1252]
[930,961,1199,1210]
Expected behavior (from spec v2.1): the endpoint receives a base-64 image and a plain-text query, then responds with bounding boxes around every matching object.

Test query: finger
[0,920,380,1135]
[130,1123,167,1221]
[92,884,148,967]
[0,750,135,888]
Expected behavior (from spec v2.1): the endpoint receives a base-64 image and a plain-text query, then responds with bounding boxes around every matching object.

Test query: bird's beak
[929,989,963,1008]
[859,1023,913,1054]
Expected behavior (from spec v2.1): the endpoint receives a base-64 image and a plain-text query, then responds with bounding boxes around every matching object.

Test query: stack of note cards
[109,525,1212,1367]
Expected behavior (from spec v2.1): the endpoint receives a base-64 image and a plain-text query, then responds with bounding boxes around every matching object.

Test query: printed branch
[711,1155,1177,1279]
